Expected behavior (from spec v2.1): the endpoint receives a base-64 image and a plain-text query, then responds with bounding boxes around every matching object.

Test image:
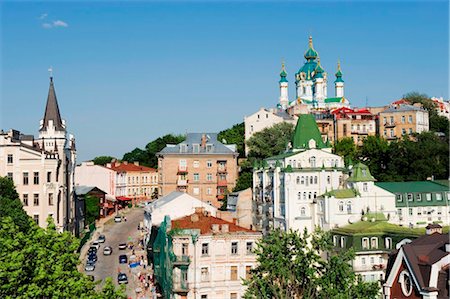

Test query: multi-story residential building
[244,107,296,155]
[379,104,429,140]
[0,76,76,232]
[375,181,450,228]
[331,219,425,285]
[106,160,158,202]
[383,224,449,299]
[152,209,261,299]
[332,107,377,145]
[253,114,345,235]
[431,96,450,119]
[75,161,117,200]
[157,133,239,208]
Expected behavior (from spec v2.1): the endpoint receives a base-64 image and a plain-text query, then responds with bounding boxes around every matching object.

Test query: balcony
[384,122,396,128]
[177,166,188,174]
[217,179,228,187]
[173,255,190,266]
[173,281,189,293]
[217,166,227,173]
[177,179,188,186]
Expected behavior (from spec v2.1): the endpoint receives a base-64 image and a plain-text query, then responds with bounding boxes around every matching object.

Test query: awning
[116,196,132,201]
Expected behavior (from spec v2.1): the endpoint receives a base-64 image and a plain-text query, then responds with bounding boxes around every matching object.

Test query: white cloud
[42,23,52,29]
[39,13,48,20]
[53,20,68,28]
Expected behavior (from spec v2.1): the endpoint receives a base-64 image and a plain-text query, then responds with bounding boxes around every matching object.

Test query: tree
[247,122,294,160]
[333,137,357,166]
[218,122,245,157]
[85,195,100,225]
[356,136,390,180]
[92,156,116,166]
[0,177,31,233]
[243,229,379,299]
[233,171,252,192]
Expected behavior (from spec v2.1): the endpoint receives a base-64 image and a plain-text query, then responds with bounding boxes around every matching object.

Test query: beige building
[157,133,239,208]
[0,76,77,232]
[379,104,429,140]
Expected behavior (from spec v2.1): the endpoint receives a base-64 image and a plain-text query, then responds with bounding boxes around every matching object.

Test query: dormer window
[193,144,200,153]
[310,156,316,168]
[362,169,366,176]
[399,270,413,296]
[180,144,188,153]
[206,144,213,152]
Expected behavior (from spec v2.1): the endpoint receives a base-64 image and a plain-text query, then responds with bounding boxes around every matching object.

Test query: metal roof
[157,133,237,155]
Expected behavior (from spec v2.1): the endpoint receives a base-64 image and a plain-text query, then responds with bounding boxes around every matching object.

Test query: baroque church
[279,36,350,111]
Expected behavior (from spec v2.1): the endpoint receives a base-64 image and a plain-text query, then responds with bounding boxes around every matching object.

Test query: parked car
[117,273,128,284]
[114,215,122,223]
[103,246,112,255]
[91,241,100,250]
[87,252,97,262]
[88,246,97,254]
[85,261,95,272]
[119,255,127,264]
[118,243,127,250]
[97,235,106,243]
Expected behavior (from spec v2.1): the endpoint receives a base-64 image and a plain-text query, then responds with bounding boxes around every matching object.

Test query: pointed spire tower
[279,61,289,110]
[334,60,344,97]
[40,73,65,133]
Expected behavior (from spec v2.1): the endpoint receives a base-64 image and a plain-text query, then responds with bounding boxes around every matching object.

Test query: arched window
[371,237,378,249]
[346,201,352,214]
[297,192,301,200]
[300,207,306,216]
[310,156,316,167]
[300,176,305,184]
[362,237,369,249]
[340,237,346,248]
[333,235,338,246]
[310,176,313,184]
[338,201,344,212]
[385,237,392,249]
[308,192,312,199]
[303,192,307,200]
[314,176,318,184]
[296,176,300,184]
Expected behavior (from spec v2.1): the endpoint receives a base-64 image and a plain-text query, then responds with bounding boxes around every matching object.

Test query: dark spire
[40,75,65,132]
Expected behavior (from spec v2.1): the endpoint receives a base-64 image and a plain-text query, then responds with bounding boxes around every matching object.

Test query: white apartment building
[0,76,76,232]
[75,161,117,200]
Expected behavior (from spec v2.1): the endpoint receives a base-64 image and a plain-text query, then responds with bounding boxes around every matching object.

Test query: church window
[400,271,413,296]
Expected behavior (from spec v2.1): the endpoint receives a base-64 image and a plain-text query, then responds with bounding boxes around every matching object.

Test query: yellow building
[379,104,429,140]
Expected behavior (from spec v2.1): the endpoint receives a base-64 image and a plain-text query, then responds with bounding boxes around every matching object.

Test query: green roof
[267,151,297,161]
[433,180,450,188]
[375,181,450,193]
[347,162,375,182]
[323,188,358,198]
[333,220,428,236]
[279,65,288,83]
[334,61,344,83]
[297,60,317,80]
[324,97,345,103]
[292,114,327,149]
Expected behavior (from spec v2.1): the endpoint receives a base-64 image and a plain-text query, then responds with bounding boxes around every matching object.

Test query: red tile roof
[171,212,254,235]
[108,161,156,173]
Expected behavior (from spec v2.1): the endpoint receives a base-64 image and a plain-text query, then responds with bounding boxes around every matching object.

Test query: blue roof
[157,133,237,155]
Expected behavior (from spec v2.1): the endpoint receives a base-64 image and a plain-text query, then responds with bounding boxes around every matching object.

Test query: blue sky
[1,1,448,162]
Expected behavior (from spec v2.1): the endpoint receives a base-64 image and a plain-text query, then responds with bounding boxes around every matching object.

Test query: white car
[91,241,100,250]
[118,243,127,250]
[85,261,95,272]
[114,215,122,223]
[103,246,112,255]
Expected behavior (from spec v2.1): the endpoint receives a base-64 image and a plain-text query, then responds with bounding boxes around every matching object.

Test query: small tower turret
[335,60,344,98]
[313,58,326,102]
[279,62,289,109]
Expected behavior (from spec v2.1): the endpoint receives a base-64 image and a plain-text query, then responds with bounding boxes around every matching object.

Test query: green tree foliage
[243,229,379,299]
[0,177,31,233]
[356,136,390,180]
[247,122,294,160]
[123,134,185,168]
[85,195,100,225]
[218,122,245,157]
[333,137,357,166]
[233,171,252,192]
[0,181,126,299]
[92,156,116,166]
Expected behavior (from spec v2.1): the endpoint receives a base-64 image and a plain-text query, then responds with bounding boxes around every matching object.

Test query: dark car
[88,252,97,262]
[117,273,128,284]
[88,246,97,254]
[97,235,106,243]
[119,255,127,264]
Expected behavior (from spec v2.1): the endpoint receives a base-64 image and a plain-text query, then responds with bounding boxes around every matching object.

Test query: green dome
[334,61,344,83]
[304,36,318,60]
[279,63,288,83]
[313,58,324,79]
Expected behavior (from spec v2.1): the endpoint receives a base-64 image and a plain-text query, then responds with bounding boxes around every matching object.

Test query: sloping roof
[333,220,426,236]
[382,104,425,113]
[108,162,156,172]
[74,186,106,195]
[348,162,376,182]
[325,97,345,103]
[158,133,237,155]
[324,188,358,199]
[292,114,327,149]
[171,211,254,235]
[40,77,64,132]
[375,181,450,193]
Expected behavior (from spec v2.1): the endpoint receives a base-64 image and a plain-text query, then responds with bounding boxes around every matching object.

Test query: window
[371,237,378,249]
[409,128,413,134]
[361,257,366,265]
[206,144,213,152]
[362,238,369,249]
[193,187,200,195]
[33,194,39,206]
[310,156,316,167]
[383,117,387,124]
[310,176,313,184]
[48,193,54,206]
[250,125,253,132]
[400,270,413,296]
[408,208,413,216]
[416,193,421,201]
[418,207,422,215]
[246,242,253,254]
[206,188,212,195]
[327,176,331,184]
[346,201,352,214]
[201,296,208,299]
[23,194,28,206]
[193,160,199,168]
[402,128,406,135]
[308,192,312,200]
[437,206,442,215]
[193,173,199,181]
[398,208,402,216]
[408,115,413,123]
[193,144,200,153]
[297,192,301,200]
[303,192,307,200]
[333,235,338,246]
[7,172,13,180]
[23,172,29,185]
[338,201,344,212]
[363,183,368,192]
[201,267,209,281]
[385,237,392,249]
[7,154,14,164]
[436,193,442,201]
[201,243,209,256]
[407,193,413,201]
[426,193,431,201]
[206,173,212,181]
[401,116,405,123]
[230,266,238,280]
[33,215,39,225]
[33,172,39,185]
[390,116,394,124]
[370,257,375,264]
[314,176,318,184]
[296,176,300,184]
[245,266,252,279]
[396,194,402,202]
[383,129,387,136]
[390,129,394,137]
[300,207,306,216]
[340,236,345,248]
[231,242,238,255]
[300,176,305,184]
[182,243,188,255]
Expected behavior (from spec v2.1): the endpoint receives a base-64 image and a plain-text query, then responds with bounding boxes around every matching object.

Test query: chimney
[221,224,229,233]
[212,224,220,233]
[426,223,442,235]
[201,134,207,148]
